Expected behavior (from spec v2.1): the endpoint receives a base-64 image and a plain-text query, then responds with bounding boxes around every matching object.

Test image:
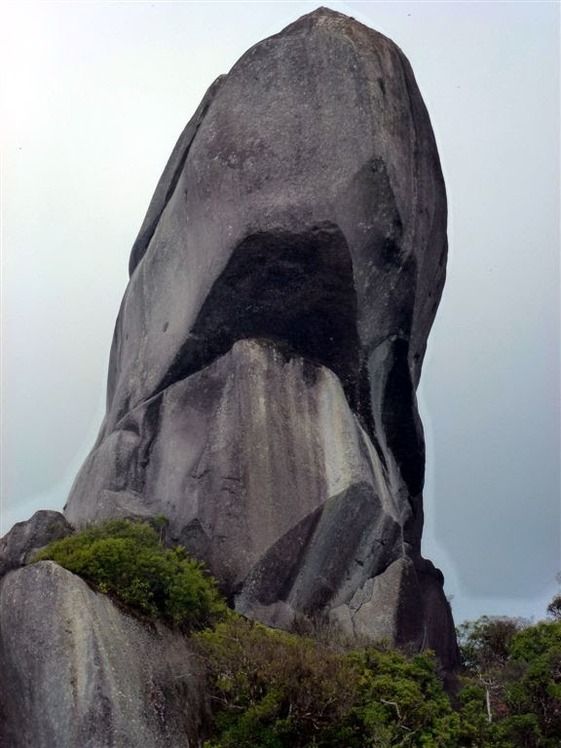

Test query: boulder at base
[0,510,72,578]
[0,562,205,748]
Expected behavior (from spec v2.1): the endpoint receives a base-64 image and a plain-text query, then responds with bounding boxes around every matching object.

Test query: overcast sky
[1,0,559,626]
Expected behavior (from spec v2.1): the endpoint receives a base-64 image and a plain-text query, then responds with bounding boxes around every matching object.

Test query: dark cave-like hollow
[157,222,364,413]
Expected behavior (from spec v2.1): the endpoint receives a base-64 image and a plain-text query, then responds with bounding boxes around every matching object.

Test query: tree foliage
[546,594,561,621]
[33,518,228,631]
[194,608,561,748]
[195,617,515,747]
[456,615,526,671]
[195,616,358,747]
[457,615,561,747]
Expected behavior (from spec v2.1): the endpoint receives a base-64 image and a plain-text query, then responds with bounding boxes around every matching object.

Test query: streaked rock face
[63,8,456,666]
[0,562,205,747]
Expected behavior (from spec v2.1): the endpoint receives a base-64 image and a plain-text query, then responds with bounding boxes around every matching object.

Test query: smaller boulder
[0,510,73,578]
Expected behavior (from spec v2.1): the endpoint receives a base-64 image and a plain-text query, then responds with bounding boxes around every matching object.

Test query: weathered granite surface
[0,510,72,578]
[0,562,205,747]
[61,7,455,665]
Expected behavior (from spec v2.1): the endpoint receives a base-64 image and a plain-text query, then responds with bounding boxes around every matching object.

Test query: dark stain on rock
[156,222,362,413]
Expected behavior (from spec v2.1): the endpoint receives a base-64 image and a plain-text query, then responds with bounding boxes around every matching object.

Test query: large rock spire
[63,7,456,665]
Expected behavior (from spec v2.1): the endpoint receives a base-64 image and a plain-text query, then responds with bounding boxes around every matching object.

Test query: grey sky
[1,0,559,626]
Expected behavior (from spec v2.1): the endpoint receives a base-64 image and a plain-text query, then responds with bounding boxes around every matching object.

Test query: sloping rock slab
[0,562,205,748]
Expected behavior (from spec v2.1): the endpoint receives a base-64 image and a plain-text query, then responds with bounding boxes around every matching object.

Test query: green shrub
[195,617,497,748]
[34,518,228,631]
[194,616,358,747]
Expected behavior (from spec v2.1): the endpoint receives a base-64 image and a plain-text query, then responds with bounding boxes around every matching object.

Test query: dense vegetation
[195,614,561,747]
[455,615,561,747]
[34,520,561,746]
[196,617,467,747]
[33,518,228,631]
